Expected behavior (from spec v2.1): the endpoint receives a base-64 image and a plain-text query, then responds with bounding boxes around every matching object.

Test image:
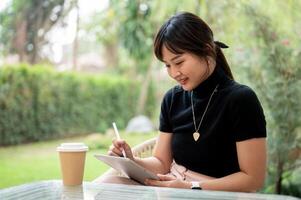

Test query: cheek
[192,61,207,75]
[166,68,172,77]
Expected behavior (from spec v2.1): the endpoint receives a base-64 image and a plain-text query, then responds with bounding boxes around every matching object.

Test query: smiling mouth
[178,78,188,85]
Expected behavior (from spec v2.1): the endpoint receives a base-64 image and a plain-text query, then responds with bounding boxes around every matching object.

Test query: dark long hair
[154,12,234,80]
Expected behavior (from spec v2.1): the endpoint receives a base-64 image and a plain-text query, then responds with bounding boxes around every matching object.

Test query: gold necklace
[191,84,219,141]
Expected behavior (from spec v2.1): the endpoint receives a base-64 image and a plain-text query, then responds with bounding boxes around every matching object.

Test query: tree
[244,6,301,194]
[109,0,189,115]
[88,0,214,115]
[72,0,79,70]
[94,0,156,115]
[0,0,76,64]
[85,1,120,70]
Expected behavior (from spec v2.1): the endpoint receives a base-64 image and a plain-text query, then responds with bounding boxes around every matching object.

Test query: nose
[169,66,181,79]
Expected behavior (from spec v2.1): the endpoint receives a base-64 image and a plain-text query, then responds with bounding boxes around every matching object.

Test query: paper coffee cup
[57,143,89,186]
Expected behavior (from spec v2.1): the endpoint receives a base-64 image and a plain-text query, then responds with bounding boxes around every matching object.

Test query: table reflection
[0,180,299,200]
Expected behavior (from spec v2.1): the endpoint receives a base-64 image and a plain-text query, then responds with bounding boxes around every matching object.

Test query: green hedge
[0,64,155,145]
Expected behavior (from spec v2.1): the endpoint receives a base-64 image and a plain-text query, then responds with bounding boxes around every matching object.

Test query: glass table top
[0,180,299,200]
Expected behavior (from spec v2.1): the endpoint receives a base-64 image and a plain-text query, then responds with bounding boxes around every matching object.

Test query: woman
[104,12,267,192]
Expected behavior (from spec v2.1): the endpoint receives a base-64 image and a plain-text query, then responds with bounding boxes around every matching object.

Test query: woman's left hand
[144,174,191,189]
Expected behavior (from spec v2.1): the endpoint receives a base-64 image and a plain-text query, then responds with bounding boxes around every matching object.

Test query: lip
[178,78,188,85]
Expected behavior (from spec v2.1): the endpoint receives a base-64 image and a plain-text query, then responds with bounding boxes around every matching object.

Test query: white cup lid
[57,143,89,152]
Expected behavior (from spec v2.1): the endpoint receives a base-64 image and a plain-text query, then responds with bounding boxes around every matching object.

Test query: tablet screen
[95,154,159,184]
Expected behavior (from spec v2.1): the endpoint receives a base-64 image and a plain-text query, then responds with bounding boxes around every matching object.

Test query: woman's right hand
[108,139,134,160]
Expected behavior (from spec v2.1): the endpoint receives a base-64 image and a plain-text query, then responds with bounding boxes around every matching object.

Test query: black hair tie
[214,41,229,49]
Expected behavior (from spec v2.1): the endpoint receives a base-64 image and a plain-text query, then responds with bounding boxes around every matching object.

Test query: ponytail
[214,41,234,80]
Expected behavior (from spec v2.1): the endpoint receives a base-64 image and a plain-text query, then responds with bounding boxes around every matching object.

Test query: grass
[0,131,157,189]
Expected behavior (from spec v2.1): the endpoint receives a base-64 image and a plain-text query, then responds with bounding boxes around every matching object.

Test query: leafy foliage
[243,5,301,195]
[0,0,76,63]
[0,65,156,145]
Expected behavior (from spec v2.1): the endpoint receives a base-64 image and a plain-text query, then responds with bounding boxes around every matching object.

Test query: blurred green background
[0,0,300,197]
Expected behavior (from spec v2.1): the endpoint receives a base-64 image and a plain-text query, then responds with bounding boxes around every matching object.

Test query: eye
[175,61,184,65]
[165,64,171,68]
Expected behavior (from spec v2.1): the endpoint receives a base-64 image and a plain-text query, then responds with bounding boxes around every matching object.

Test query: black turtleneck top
[159,66,266,178]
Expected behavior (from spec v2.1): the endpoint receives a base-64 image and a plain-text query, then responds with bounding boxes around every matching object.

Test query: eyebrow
[163,55,182,63]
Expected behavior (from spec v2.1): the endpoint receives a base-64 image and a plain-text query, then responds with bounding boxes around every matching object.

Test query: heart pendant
[193,132,200,141]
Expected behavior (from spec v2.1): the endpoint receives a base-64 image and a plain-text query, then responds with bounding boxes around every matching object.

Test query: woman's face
[162,45,214,91]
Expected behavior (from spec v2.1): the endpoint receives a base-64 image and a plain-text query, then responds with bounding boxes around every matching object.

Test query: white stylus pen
[112,122,127,158]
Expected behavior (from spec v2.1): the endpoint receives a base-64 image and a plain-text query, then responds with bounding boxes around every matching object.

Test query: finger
[109,144,114,151]
[113,139,133,159]
[112,139,121,148]
[157,174,176,181]
[121,142,134,159]
[112,147,123,156]
[112,139,126,151]
[109,145,123,156]
[145,179,169,187]
[112,138,125,146]
[107,150,119,157]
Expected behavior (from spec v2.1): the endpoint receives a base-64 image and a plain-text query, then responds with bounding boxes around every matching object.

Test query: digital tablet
[94,154,159,184]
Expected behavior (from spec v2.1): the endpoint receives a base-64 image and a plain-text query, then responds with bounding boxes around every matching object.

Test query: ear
[206,56,216,69]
